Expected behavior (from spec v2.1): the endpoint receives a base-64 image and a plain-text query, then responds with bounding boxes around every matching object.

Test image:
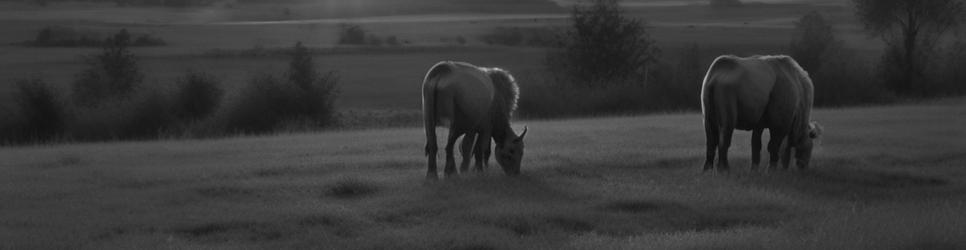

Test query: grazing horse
[701,55,823,171]
[422,61,528,179]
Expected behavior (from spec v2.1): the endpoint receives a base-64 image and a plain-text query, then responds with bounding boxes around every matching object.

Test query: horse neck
[490,103,515,146]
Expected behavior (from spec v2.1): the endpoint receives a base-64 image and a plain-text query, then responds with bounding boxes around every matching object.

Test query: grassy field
[2,99,965,249]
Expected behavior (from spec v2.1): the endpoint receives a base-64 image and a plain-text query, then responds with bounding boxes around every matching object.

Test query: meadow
[2,98,965,249]
[3,1,963,248]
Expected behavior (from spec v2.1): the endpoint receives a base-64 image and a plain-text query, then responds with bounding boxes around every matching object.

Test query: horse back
[423,62,495,130]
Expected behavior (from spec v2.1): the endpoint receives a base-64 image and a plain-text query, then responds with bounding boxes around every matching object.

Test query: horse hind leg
[459,133,477,173]
[716,126,734,172]
[703,121,718,171]
[444,129,461,177]
[425,129,439,180]
[751,128,763,170]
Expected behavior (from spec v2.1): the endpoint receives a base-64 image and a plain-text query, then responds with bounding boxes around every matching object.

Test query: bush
[386,35,400,46]
[123,90,177,139]
[72,29,144,106]
[223,73,293,133]
[174,71,224,121]
[546,0,659,87]
[10,78,66,142]
[223,42,340,133]
[338,23,367,45]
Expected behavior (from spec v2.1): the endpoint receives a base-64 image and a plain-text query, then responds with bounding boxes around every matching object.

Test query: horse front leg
[474,131,492,172]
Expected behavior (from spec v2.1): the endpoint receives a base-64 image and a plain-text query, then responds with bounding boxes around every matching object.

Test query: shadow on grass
[730,160,950,201]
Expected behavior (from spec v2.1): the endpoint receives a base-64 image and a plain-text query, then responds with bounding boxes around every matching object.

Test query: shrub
[174,71,224,121]
[72,29,144,106]
[386,35,400,46]
[546,0,659,87]
[338,23,367,45]
[10,78,66,142]
[222,42,339,134]
[223,73,293,133]
[133,34,166,46]
[123,90,177,139]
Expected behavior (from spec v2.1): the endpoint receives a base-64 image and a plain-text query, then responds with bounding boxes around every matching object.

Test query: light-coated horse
[422,61,527,179]
[701,55,823,171]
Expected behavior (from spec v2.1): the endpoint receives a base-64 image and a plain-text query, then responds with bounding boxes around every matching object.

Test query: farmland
[0,0,878,112]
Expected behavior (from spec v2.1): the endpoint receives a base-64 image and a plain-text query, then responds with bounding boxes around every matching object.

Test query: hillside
[2,100,965,249]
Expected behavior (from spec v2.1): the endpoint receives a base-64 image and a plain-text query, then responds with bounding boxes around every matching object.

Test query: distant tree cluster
[853,0,965,95]
[27,26,165,48]
[337,23,401,47]
[788,11,839,74]
[546,0,659,87]
[2,31,341,144]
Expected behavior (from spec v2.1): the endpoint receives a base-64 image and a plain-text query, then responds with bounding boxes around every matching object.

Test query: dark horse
[422,61,527,179]
[701,55,823,171]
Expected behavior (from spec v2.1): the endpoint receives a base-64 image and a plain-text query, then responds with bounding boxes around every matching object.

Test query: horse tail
[701,55,735,127]
[423,62,452,156]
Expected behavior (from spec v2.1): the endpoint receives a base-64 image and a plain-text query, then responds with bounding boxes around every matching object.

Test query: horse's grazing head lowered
[795,121,823,169]
[495,126,527,176]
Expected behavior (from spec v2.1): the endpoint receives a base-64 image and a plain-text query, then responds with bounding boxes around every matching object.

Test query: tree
[853,0,964,94]
[287,42,340,124]
[72,29,144,106]
[547,0,659,87]
[788,11,840,74]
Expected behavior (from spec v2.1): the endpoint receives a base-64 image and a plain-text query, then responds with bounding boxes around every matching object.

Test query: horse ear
[516,126,528,142]
[809,121,822,138]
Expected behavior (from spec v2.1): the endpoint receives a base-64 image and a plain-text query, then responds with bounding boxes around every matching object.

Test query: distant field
[2,99,965,249]
[0,0,880,114]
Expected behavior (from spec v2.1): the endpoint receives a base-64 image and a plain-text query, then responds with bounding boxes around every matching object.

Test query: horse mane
[483,67,519,117]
